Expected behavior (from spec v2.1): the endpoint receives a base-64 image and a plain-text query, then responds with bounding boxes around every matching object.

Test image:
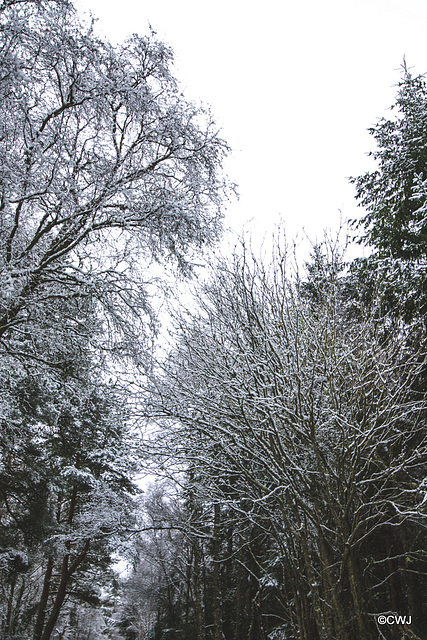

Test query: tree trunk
[193,540,206,640]
[318,532,347,640]
[39,540,90,640]
[212,502,222,640]
[300,528,328,640]
[4,573,16,637]
[235,550,244,640]
[386,525,401,612]
[347,551,372,640]
[11,577,26,636]
[33,556,54,640]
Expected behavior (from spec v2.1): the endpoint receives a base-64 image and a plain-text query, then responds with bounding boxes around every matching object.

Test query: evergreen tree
[351,64,427,319]
[0,307,139,639]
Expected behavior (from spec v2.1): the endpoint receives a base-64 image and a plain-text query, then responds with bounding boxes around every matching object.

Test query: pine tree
[351,64,427,319]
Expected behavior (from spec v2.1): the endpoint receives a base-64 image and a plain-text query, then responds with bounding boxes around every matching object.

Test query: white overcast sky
[75,0,427,249]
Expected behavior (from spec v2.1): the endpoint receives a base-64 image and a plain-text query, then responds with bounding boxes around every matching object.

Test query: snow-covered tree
[352,64,427,260]
[351,64,427,319]
[0,339,140,639]
[0,0,231,366]
[147,236,427,640]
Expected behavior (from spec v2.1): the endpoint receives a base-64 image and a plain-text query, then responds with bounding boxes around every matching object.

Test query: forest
[0,1,426,639]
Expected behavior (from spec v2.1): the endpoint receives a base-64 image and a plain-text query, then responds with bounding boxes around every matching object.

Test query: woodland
[0,1,426,640]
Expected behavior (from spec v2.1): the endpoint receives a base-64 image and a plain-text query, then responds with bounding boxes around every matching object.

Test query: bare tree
[147,234,427,640]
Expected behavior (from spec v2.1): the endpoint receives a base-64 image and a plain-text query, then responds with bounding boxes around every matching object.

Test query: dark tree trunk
[33,556,54,640]
[38,540,90,640]
[212,502,222,640]
[193,540,206,640]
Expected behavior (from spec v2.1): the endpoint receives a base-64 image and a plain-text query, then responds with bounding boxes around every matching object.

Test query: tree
[0,0,231,365]
[0,338,140,640]
[147,236,427,640]
[352,63,427,260]
[351,64,427,318]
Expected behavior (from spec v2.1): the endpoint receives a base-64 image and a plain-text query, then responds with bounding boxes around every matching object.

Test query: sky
[75,0,427,251]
